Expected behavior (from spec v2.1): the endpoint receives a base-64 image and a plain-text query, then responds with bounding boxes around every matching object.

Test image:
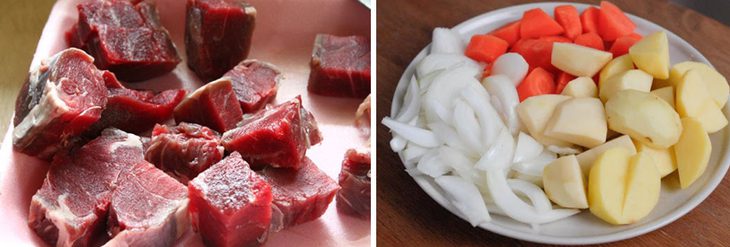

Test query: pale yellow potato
[676,69,728,133]
[623,152,661,223]
[651,86,675,108]
[544,98,607,148]
[599,54,634,85]
[576,135,636,176]
[675,118,712,188]
[543,155,588,209]
[629,31,670,79]
[605,90,682,149]
[632,139,677,177]
[599,69,653,103]
[516,95,575,147]
[552,43,613,77]
[668,61,729,107]
[561,77,597,98]
[588,148,631,225]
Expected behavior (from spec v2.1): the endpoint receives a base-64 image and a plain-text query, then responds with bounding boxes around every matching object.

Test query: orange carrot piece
[556,71,576,94]
[520,8,565,39]
[465,34,509,63]
[628,32,642,39]
[597,1,636,41]
[574,32,605,50]
[555,5,582,39]
[608,35,641,57]
[490,21,521,46]
[511,36,570,73]
[517,67,556,101]
[581,7,600,34]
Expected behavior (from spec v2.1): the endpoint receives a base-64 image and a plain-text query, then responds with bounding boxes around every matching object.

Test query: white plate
[389,2,730,245]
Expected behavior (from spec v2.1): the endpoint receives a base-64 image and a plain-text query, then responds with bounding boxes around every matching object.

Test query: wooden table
[376,0,730,246]
[0,0,56,135]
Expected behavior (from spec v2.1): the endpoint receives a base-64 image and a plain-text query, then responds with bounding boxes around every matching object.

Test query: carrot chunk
[581,7,600,34]
[520,8,565,39]
[490,21,521,46]
[555,5,582,39]
[511,36,570,73]
[608,35,641,57]
[597,1,636,41]
[556,71,576,94]
[465,34,509,63]
[517,67,556,101]
[574,32,605,50]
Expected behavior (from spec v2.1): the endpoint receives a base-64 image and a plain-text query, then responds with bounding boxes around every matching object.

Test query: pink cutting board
[0,0,371,246]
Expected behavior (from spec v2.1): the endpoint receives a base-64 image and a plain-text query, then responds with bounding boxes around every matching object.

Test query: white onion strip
[435,175,491,226]
[460,89,504,148]
[475,128,514,171]
[382,117,440,148]
[507,179,552,214]
[453,99,485,153]
[396,75,422,122]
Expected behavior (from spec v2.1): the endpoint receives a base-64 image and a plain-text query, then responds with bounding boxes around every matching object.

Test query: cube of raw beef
[28,129,189,247]
[259,157,339,232]
[337,149,371,219]
[145,123,224,183]
[186,0,257,80]
[355,94,371,139]
[13,48,108,160]
[174,78,244,132]
[104,160,189,246]
[88,88,186,134]
[307,34,370,98]
[225,60,281,113]
[221,96,322,168]
[70,0,180,82]
[188,152,272,247]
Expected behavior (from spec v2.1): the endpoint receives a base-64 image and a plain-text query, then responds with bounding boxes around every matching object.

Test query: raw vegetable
[416,53,481,80]
[668,61,730,107]
[554,5,582,39]
[629,31,669,79]
[551,42,613,77]
[651,87,675,108]
[580,7,600,34]
[599,69,653,102]
[491,53,529,84]
[605,90,682,149]
[490,21,521,46]
[513,132,544,163]
[574,32,605,50]
[675,118,712,188]
[598,54,634,85]
[517,94,574,147]
[676,70,728,133]
[597,1,636,41]
[431,27,466,54]
[544,97,607,148]
[561,77,597,98]
[632,139,677,177]
[520,8,565,39]
[608,35,640,57]
[435,175,492,226]
[482,75,521,135]
[555,72,576,94]
[542,155,588,209]
[382,117,441,148]
[511,37,564,72]
[465,34,509,63]
[575,135,636,175]
[516,67,556,101]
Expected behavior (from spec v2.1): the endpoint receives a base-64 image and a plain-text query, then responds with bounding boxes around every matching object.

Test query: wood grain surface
[376,0,730,246]
[0,0,56,136]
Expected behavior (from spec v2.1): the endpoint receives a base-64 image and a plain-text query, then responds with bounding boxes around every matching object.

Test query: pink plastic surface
[0,0,371,246]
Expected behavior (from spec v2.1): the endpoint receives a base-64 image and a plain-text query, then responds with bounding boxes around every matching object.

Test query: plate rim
[388,2,730,245]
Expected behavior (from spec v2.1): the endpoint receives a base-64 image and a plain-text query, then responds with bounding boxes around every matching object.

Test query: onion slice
[507,179,552,214]
[417,152,450,177]
[491,53,529,85]
[513,132,544,163]
[382,117,440,148]
[435,175,491,226]
[453,99,485,153]
[481,75,521,135]
[431,28,466,54]
[396,75,422,122]
[460,88,504,147]
[475,128,514,171]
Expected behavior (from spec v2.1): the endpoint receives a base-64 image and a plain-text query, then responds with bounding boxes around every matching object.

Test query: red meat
[259,157,339,232]
[188,152,272,247]
[221,96,322,169]
[307,34,371,98]
[145,123,224,184]
[225,59,281,113]
[186,0,257,80]
[89,88,186,135]
[174,78,244,133]
[13,48,108,160]
[70,0,180,82]
[337,148,371,219]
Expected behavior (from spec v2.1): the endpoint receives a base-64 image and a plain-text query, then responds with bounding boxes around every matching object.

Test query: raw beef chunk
[259,158,339,231]
[221,96,322,168]
[337,149,371,219]
[104,161,189,246]
[145,122,224,183]
[29,129,188,246]
[174,78,244,133]
[186,0,257,80]
[188,152,272,247]
[70,0,180,82]
[225,59,281,113]
[89,87,186,134]
[355,94,371,138]
[13,48,108,160]
[307,34,370,98]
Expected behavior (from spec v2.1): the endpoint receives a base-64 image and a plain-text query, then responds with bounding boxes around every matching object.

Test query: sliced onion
[418,69,443,93]
[475,128,514,171]
[403,143,429,164]
[481,75,521,135]
[382,117,440,148]
[511,171,544,188]
[460,88,504,147]
[507,179,552,214]
[453,99,484,153]
[435,175,491,226]
[389,136,407,152]
[431,27,466,54]
[422,66,481,124]
[438,146,478,184]
[546,145,583,155]
[486,170,579,224]
[492,53,528,85]
[416,53,480,80]
[417,151,450,177]
[427,122,475,158]
[396,75,422,122]
[511,150,557,177]
[513,132,544,163]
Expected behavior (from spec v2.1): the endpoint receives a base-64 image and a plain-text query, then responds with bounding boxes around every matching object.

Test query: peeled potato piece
[552,42,613,77]
[629,31,670,79]
[544,97,607,148]
[543,155,588,209]
[675,118,712,188]
[561,77,597,98]
[623,152,661,223]
[588,148,631,225]
[676,69,728,133]
[668,61,729,107]
[605,90,682,149]
[599,69,653,103]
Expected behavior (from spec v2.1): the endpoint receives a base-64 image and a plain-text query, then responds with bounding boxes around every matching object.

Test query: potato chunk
[605,90,682,149]
[544,97,607,148]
